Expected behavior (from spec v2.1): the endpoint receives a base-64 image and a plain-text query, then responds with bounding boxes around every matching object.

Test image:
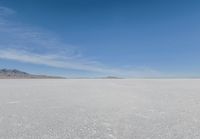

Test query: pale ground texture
[0,79,200,139]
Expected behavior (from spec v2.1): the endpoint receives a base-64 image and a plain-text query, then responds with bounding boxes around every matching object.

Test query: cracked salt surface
[0,79,200,139]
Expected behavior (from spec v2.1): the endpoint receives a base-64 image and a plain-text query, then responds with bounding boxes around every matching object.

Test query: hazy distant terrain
[0,79,200,139]
[0,69,64,79]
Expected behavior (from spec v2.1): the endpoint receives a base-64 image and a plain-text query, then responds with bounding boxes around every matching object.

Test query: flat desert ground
[0,79,200,139]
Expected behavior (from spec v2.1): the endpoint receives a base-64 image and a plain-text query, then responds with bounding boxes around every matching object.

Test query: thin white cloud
[0,49,163,77]
[0,6,15,16]
[0,49,113,73]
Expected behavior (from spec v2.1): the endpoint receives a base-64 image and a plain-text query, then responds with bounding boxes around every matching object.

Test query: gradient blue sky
[0,0,200,77]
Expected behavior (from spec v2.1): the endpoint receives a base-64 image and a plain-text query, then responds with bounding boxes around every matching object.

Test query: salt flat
[0,79,200,139]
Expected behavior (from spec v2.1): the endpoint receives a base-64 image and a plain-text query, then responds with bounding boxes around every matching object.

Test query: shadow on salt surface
[7,101,21,104]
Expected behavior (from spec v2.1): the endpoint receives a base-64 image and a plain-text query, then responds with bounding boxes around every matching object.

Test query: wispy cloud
[0,49,114,73]
[0,49,162,77]
[0,6,162,77]
[0,6,75,55]
[0,6,15,16]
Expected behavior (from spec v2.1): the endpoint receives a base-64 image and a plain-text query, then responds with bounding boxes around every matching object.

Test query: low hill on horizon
[0,69,65,79]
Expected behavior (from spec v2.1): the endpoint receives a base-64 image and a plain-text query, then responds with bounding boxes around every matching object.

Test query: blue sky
[0,0,200,77]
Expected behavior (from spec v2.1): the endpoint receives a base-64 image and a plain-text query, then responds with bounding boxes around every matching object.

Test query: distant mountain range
[0,69,65,79]
[102,76,122,79]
